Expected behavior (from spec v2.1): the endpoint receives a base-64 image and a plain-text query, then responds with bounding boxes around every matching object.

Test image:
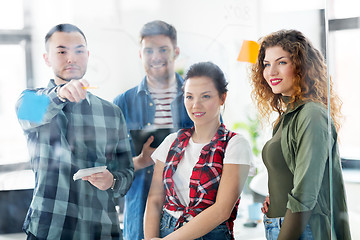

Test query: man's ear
[174,47,180,59]
[43,53,51,67]
[139,49,142,60]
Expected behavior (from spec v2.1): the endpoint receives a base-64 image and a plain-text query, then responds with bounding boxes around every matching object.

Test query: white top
[151,132,253,219]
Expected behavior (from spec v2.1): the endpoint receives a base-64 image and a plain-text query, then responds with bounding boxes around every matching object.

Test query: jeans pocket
[263,215,281,240]
[201,223,231,240]
[159,210,178,238]
[159,212,168,231]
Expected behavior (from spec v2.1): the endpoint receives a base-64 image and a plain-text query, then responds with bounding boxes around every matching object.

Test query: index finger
[79,78,90,88]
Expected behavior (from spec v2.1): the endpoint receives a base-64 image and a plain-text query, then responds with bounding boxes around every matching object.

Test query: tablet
[130,128,174,155]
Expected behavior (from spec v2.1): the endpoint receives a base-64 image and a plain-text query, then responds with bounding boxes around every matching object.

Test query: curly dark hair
[250,29,342,131]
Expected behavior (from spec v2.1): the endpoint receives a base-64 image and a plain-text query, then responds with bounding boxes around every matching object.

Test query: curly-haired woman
[250,29,351,239]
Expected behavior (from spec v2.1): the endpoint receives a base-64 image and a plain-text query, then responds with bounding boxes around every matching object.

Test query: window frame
[0,0,33,171]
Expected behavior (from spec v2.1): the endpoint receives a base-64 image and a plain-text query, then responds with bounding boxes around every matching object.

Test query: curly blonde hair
[250,29,342,131]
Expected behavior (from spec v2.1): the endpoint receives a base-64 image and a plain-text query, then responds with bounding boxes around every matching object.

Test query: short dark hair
[184,62,228,97]
[140,20,177,46]
[45,23,87,48]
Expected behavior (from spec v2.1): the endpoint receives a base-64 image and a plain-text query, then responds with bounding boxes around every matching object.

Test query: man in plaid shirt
[16,23,134,239]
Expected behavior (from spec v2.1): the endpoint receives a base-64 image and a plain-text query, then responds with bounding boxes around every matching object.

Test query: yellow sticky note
[82,86,98,90]
[237,40,260,64]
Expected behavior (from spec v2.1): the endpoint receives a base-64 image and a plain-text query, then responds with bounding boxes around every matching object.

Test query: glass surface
[329,0,360,19]
[0,44,28,165]
[0,0,359,239]
[330,29,360,160]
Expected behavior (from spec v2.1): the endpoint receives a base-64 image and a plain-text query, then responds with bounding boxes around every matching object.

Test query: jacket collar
[136,72,184,98]
[282,96,310,115]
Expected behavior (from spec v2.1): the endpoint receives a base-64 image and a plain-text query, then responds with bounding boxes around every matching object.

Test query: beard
[147,66,172,83]
[55,69,86,82]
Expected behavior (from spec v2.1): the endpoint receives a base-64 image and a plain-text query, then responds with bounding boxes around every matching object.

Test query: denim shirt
[113,73,193,240]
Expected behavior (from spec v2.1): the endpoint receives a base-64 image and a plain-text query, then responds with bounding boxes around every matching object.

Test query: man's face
[44,31,89,85]
[140,35,179,83]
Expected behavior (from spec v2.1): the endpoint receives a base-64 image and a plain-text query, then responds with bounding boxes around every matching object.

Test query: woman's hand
[261,195,270,214]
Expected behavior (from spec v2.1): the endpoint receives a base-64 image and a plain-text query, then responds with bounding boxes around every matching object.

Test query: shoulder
[284,102,330,144]
[299,101,327,116]
[163,129,190,148]
[165,132,178,144]
[224,133,253,165]
[157,131,179,149]
[227,134,252,154]
[293,102,328,127]
[152,132,178,163]
[228,133,249,145]
[113,85,141,105]
[294,101,327,119]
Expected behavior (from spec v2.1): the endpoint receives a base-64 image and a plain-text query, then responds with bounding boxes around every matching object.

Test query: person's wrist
[110,175,118,190]
[56,85,67,102]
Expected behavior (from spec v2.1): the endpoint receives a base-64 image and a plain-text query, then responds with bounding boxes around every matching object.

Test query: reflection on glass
[0,45,28,165]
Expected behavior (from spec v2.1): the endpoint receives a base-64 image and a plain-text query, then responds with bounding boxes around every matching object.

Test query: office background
[0,0,359,239]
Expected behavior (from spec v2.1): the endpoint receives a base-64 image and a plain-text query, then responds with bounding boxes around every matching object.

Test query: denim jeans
[263,215,314,240]
[159,210,232,240]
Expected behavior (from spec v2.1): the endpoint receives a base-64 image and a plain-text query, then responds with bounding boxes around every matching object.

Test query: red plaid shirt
[163,123,239,239]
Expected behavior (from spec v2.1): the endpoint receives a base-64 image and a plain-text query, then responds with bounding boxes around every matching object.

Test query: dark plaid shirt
[16,80,134,240]
[163,124,239,239]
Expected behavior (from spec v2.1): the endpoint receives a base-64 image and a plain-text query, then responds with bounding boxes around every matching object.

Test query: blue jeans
[263,215,314,240]
[159,210,232,240]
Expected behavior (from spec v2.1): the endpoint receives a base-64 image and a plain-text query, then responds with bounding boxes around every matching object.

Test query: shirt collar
[282,95,308,114]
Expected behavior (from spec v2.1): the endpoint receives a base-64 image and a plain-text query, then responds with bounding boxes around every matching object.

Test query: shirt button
[149,103,153,106]
[147,170,151,174]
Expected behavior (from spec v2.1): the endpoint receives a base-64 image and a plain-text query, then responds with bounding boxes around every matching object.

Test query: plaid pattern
[16,80,134,240]
[163,124,239,239]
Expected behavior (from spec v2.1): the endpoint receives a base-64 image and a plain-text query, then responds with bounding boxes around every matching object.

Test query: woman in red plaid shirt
[144,62,253,240]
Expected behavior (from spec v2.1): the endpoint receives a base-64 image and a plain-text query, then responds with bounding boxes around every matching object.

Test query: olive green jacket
[275,101,351,240]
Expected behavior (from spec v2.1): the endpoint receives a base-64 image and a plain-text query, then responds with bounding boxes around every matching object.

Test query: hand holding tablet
[130,128,174,155]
